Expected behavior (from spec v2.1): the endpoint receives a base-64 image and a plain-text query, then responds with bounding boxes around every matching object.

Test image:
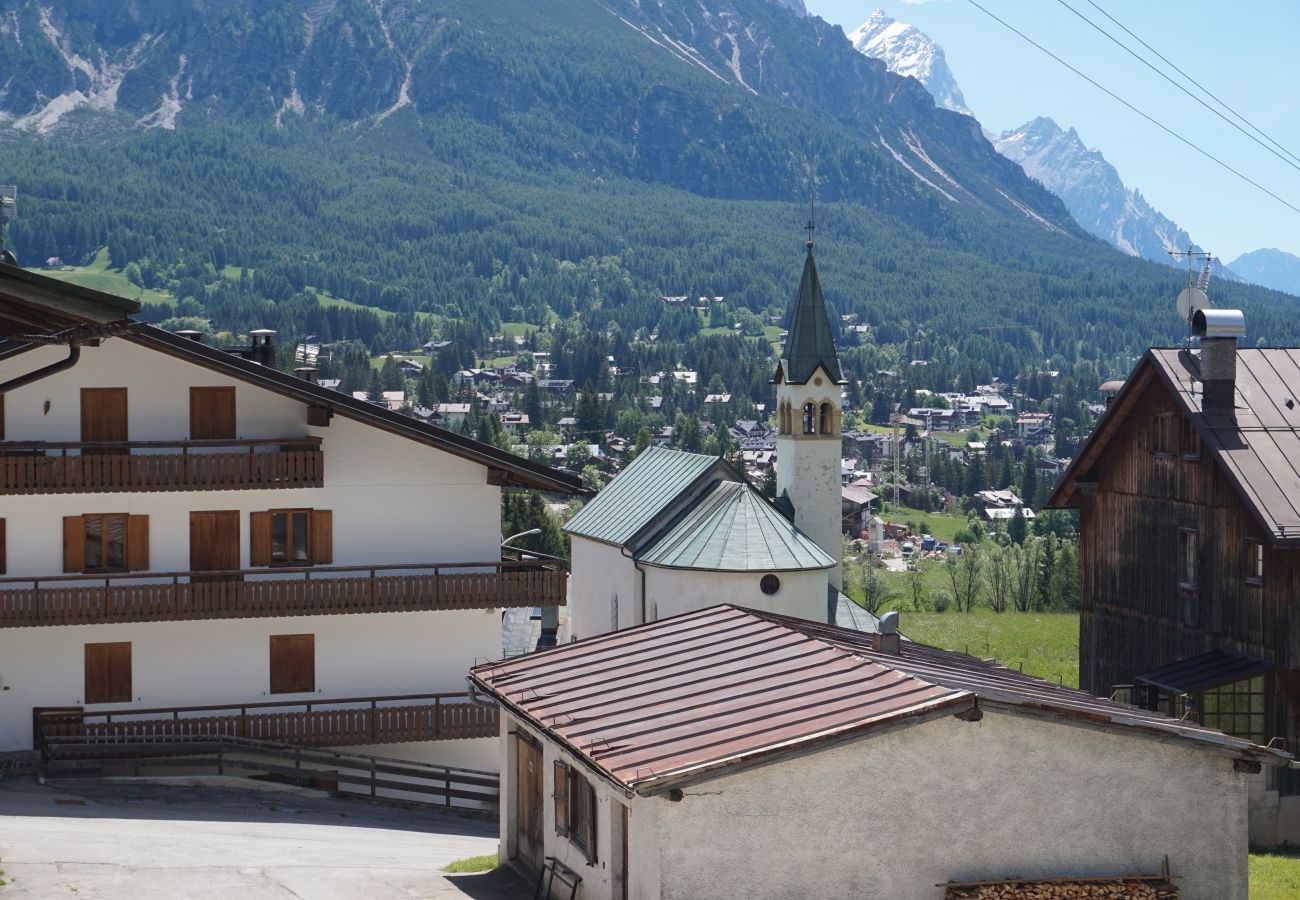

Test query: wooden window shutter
[553,760,569,836]
[583,779,598,863]
[269,634,315,694]
[63,516,86,572]
[250,511,272,566]
[85,642,131,704]
[0,518,6,575]
[127,515,149,571]
[309,510,332,564]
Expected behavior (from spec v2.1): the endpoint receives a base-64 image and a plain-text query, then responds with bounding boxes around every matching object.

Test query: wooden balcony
[0,437,324,494]
[0,556,568,627]
[35,692,498,751]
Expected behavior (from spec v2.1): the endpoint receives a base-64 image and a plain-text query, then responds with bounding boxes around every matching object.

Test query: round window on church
[760,574,781,595]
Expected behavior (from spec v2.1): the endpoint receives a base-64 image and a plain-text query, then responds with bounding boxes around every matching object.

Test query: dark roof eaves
[129,327,582,494]
[0,261,141,317]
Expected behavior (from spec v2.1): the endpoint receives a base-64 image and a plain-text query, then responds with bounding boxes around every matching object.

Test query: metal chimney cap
[174,329,204,342]
[879,610,899,635]
[249,328,278,336]
[1192,308,1245,339]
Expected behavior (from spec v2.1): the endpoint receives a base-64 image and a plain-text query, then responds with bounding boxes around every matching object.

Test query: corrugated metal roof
[1136,649,1273,694]
[842,484,878,506]
[1050,348,1300,545]
[471,606,1289,793]
[563,446,722,546]
[637,480,835,571]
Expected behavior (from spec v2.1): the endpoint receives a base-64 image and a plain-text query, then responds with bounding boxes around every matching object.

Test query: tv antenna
[1168,246,1213,346]
[0,185,15,265]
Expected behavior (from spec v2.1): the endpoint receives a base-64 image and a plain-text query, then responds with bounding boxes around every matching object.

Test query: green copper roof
[563,446,722,546]
[778,244,844,385]
[637,480,836,572]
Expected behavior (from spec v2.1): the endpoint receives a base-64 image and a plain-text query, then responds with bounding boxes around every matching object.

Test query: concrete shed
[470,605,1291,900]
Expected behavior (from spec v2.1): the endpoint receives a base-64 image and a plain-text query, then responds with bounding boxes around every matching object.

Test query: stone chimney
[1192,309,1245,412]
[873,610,901,655]
[249,328,277,368]
[294,366,319,384]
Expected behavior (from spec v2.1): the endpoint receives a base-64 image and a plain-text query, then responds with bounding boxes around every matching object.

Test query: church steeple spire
[777,235,844,386]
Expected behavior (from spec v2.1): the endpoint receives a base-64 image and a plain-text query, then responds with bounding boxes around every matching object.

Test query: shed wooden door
[515,732,544,873]
[81,388,127,452]
[190,511,241,584]
[190,387,236,440]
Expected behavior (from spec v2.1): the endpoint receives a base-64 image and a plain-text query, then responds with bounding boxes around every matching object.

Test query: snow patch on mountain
[848,9,971,116]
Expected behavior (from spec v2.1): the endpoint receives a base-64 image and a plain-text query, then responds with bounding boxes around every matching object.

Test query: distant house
[476,605,1282,898]
[497,411,530,434]
[842,484,878,535]
[703,393,731,406]
[422,340,452,352]
[970,489,1024,511]
[537,379,574,394]
[984,506,1034,523]
[1016,411,1054,443]
[433,402,471,428]
[351,390,406,412]
[398,358,424,376]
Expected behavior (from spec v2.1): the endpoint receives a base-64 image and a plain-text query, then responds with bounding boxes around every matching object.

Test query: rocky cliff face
[846,9,970,116]
[993,117,1196,263]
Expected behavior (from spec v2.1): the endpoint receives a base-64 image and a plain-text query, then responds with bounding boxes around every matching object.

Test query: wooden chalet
[1049,310,1300,841]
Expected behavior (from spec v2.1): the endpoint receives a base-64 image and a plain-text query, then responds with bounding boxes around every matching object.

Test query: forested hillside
[0,0,1295,394]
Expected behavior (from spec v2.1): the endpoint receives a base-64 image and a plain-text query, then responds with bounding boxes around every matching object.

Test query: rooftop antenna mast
[0,185,15,265]
[1168,246,1213,348]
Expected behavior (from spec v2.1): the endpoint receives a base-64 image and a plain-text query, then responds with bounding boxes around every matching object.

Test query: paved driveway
[0,778,530,899]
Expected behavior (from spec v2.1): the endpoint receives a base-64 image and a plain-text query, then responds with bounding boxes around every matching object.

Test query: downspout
[621,544,649,626]
[0,342,80,394]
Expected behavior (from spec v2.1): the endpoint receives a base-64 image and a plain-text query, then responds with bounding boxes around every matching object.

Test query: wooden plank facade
[1056,358,1300,794]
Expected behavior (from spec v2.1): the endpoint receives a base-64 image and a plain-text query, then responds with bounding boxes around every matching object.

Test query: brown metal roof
[471,606,1288,793]
[471,605,970,791]
[1049,347,1300,546]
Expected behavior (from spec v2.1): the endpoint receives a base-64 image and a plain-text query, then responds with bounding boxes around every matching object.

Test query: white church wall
[568,536,640,641]
[644,567,828,625]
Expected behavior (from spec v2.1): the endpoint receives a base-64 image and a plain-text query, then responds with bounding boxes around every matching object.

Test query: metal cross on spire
[805,197,815,249]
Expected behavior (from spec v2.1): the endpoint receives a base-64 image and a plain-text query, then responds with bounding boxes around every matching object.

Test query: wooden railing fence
[0,437,323,493]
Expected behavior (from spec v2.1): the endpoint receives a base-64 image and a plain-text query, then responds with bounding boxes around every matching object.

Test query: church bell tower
[774,223,845,588]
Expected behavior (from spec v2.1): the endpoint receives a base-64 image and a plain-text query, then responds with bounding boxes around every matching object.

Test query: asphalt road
[0,777,529,899]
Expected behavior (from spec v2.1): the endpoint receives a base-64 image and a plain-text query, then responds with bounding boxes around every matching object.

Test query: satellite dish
[1177,287,1209,322]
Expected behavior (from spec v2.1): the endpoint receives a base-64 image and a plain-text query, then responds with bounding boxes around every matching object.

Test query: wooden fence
[0,559,567,626]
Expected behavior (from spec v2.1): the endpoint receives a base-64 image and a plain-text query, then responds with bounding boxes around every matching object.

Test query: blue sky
[803,1,1300,263]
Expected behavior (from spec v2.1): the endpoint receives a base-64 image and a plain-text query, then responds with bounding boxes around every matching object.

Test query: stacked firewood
[944,880,1179,899]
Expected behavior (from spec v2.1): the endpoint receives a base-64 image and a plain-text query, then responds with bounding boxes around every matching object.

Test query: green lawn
[500,321,540,339]
[44,248,174,305]
[442,854,498,874]
[877,505,970,545]
[1250,850,1300,898]
[889,609,1080,688]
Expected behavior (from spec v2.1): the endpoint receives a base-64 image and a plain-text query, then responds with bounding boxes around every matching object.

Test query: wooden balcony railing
[0,437,324,494]
[0,557,568,627]
[34,692,498,752]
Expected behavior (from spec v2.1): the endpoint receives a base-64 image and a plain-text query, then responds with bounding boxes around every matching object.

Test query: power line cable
[962,0,1300,218]
[1053,0,1300,174]
[1080,0,1300,168]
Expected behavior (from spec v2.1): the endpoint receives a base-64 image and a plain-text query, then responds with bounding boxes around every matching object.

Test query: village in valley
[2,2,1300,900]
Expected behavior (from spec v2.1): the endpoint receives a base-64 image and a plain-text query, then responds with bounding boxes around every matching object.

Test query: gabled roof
[1048,348,1300,546]
[775,244,844,385]
[0,261,139,334]
[636,480,835,572]
[123,328,582,494]
[563,446,725,547]
[471,606,1287,794]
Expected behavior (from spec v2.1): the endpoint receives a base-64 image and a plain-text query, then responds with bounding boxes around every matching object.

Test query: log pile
[943,880,1179,899]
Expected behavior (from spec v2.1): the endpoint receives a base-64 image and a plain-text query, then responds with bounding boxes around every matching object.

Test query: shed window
[1199,676,1269,744]
[1246,540,1264,585]
[1178,528,1198,590]
[553,759,597,864]
[1180,418,1201,459]
[1151,413,1174,455]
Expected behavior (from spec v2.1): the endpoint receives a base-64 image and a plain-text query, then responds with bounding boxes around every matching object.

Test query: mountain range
[847,8,1300,293]
[0,0,1294,372]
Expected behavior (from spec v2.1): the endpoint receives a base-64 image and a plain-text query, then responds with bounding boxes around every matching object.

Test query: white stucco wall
[499,714,633,898]
[0,609,501,758]
[651,710,1248,900]
[568,536,640,641]
[644,566,828,625]
[775,369,843,588]
[0,337,512,768]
